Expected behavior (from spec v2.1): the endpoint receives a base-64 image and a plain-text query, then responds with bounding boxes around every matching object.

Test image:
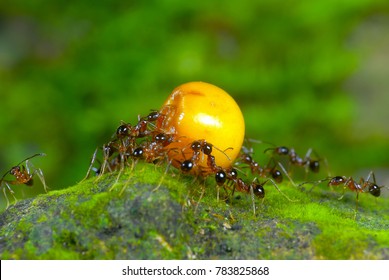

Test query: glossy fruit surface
[157,81,245,174]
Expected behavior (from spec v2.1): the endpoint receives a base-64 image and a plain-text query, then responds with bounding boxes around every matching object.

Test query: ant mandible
[0,153,48,208]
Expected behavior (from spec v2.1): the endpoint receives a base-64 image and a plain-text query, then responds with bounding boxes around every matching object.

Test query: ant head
[309,160,320,173]
[328,176,346,186]
[276,146,289,155]
[240,153,253,164]
[227,168,238,179]
[146,111,160,122]
[103,142,117,157]
[253,183,265,198]
[215,170,227,186]
[263,146,289,155]
[154,133,167,142]
[10,166,21,175]
[132,147,144,158]
[116,124,130,138]
[202,143,213,155]
[181,160,194,172]
[368,184,381,197]
[271,169,283,183]
[190,141,202,152]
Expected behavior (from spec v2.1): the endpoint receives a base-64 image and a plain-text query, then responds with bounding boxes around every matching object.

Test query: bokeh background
[1,0,389,209]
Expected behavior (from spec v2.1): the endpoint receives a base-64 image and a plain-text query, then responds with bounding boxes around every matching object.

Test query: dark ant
[213,167,266,214]
[264,146,321,178]
[132,134,174,164]
[132,110,161,138]
[237,149,283,183]
[205,149,295,214]
[0,153,48,208]
[83,111,168,181]
[174,139,231,176]
[83,139,131,182]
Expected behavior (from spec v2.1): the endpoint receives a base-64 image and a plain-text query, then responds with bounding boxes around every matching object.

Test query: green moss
[0,162,388,259]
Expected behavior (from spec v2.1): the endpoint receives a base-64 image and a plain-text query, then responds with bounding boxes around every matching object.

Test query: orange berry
[157,81,245,174]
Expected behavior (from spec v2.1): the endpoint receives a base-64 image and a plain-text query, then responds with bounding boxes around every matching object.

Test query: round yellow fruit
[157,81,245,175]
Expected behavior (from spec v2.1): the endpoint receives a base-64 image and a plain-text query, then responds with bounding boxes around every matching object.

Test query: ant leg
[24,153,47,175]
[25,159,31,174]
[355,192,359,211]
[109,170,123,192]
[268,178,298,202]
[23,153,46,174]
[323,157,331,178]
[3,182,17,208]
[33,168,49,192]
[303,176,331,192]
[212,144,232,161]
[81,148,98,181]
[303,148,313,176]
[96,145,113,180]
[337,186,346,200]
[152,160,172,192]
[277,161,297,187]
[2,186,11,209]
[194,184,206,213]
[214,183,220,202]
[352,192,360,220]
[119,170,136,196]
[25,160,49,192]
[249,183,256,216]
[365,170,376,184]
[110,150,131,190]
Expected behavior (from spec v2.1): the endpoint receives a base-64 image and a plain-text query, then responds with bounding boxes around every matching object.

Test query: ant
[327,171,385,208]
[83,111,168,181]
[175,139,231,176]
[0,153,48,208]
[179,146,266,214]
[213,167,266,215]
[132,132,175,164]
[207,148,295,214]
[264,145,321,179]
[237,148,283,183]
[301,171,387,215]
[127,110,161,138]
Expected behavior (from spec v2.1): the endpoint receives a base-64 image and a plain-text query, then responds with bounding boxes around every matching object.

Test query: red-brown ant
[0,153,48,208]
[300,171,386,214]
[327,171,385,207]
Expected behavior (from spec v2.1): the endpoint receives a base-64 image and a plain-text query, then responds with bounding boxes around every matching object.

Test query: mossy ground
[0,162,388,260]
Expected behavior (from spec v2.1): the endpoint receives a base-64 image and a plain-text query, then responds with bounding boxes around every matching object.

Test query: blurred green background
[1,0,389,208]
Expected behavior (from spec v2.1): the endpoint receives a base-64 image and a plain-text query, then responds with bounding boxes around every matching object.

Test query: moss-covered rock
[0,162,388,259]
